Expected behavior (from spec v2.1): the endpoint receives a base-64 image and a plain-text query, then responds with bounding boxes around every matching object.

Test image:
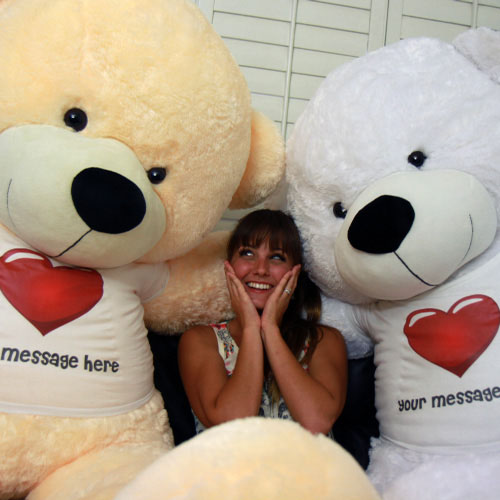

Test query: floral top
[193,321,333,438]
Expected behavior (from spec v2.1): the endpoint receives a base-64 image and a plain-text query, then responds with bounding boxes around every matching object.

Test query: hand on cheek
[261,264,301,330]
[224,261,260,330]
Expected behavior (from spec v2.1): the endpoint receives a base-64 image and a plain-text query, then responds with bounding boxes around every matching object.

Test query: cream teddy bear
[0,0,284,498]
[283,27,500,499]
[116,417,382,500]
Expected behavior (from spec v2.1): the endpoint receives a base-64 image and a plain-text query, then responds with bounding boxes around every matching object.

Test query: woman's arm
[259,266,347,434]
[178,321,265,429]
[262,325,348,435]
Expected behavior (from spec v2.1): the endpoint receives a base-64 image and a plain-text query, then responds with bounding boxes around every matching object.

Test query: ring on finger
[284,288,292,295]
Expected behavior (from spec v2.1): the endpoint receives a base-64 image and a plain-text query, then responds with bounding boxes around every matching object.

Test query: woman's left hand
[261,264,301,332]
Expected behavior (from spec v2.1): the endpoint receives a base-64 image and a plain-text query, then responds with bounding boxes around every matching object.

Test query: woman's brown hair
[227,209,323,391]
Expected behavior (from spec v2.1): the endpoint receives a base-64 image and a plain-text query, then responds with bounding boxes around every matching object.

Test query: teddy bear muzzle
[0,124,166,268]
[334,169,497,300]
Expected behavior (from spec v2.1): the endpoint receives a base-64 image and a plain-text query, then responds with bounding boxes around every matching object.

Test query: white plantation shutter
[189,0,500,229]
[385,0,500,43]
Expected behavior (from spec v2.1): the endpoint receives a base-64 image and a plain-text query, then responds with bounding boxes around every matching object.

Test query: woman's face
[230,239,294,310]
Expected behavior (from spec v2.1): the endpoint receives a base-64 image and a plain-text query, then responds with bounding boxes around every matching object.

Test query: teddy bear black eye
[333,202,347,219]
[407,150,427,168]
[147,167,167,184]
[64,108,88,132]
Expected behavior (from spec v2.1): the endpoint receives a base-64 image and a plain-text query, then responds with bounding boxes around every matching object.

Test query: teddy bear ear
[453,27,500,83]
[228,110,285,210]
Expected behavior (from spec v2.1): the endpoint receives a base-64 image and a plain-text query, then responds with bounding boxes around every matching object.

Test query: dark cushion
[148,332,195,445]
[332,355,379,469]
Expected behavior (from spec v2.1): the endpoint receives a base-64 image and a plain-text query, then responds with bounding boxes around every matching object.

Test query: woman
[178,209,347,435]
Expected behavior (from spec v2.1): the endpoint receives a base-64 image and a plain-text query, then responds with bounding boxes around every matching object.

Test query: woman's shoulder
[318,324,345,344]
[314,324,347,360]
[180,323,219,350]
[305,324,348,382]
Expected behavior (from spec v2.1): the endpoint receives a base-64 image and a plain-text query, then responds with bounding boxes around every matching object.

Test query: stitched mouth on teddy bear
[346,194,476,290]
[0,124,168,268]
[7,166,149,259]
[49,228,93,259]
[393,252,444,288]
[6,178,91,261]
[334,169,497,301]
[346,194,439,289]
[6,183,93,261]
[393,213,475,289]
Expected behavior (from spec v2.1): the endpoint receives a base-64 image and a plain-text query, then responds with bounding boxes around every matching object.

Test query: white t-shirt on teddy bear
[350,253,500,452]
[0,225,168,417]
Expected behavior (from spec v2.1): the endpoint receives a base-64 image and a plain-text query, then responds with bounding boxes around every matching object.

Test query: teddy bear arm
[144,231,233,334]
[320,295,374,359]
[27,442,168,500]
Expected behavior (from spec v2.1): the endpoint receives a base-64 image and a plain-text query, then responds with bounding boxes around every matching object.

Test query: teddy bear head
[0,0,284,269]
[285,28,500,304]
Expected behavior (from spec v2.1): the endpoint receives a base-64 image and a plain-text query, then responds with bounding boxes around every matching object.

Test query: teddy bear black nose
[71,167,146,234]
[347,195,415,254]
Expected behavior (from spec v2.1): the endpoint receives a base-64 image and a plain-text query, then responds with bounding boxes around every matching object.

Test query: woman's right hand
[224,261,261,331]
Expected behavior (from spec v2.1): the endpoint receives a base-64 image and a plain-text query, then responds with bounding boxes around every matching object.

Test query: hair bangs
[227,209,303,265]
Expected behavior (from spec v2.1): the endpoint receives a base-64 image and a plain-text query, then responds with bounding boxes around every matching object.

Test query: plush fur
[116,417,382,500]
[282,28,500,498]
[0,0,285,498]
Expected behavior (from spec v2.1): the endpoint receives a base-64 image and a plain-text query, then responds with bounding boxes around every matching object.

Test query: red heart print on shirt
[0,248,103,335]
[404,295,500,377]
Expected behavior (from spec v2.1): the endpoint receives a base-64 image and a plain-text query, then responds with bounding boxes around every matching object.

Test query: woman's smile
[246,281,272,290]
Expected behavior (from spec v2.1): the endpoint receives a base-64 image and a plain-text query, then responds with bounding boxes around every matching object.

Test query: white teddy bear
[283,28,500,499]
